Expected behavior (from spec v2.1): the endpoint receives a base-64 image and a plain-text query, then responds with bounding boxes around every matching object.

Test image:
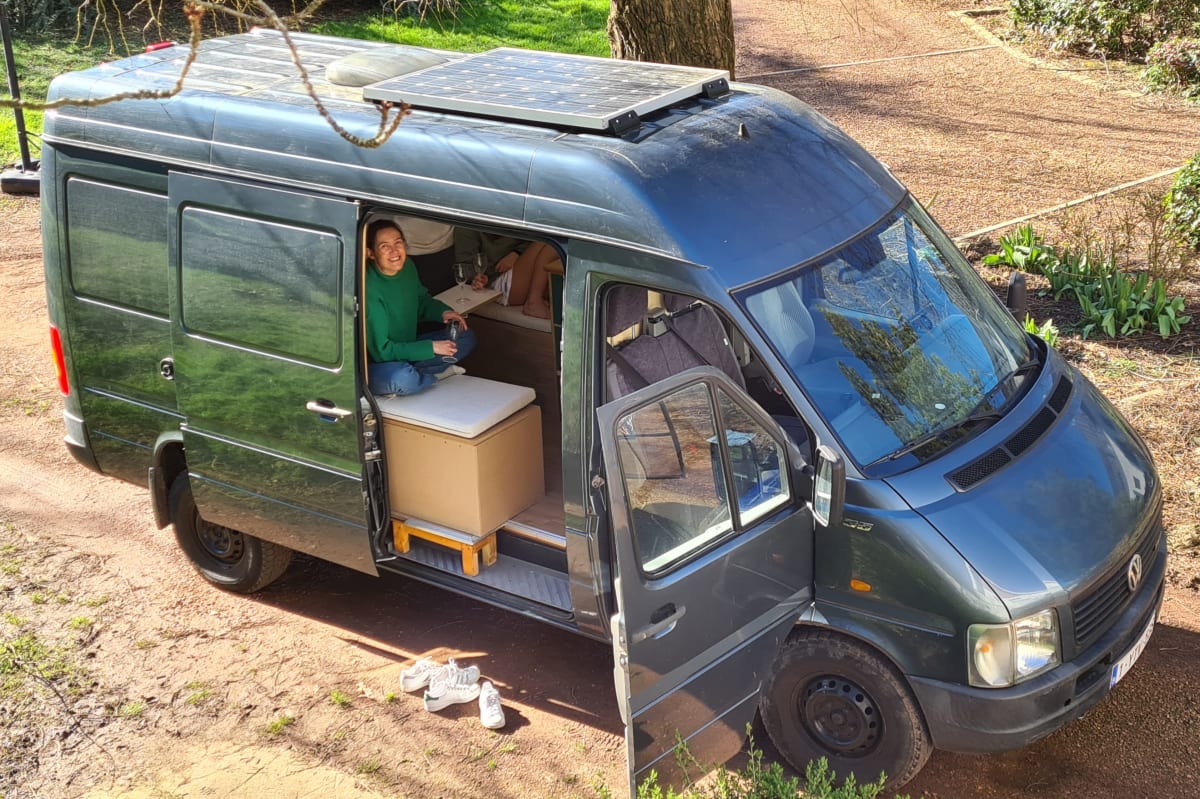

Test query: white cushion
[376,375,535,439]
[472,300,553,332]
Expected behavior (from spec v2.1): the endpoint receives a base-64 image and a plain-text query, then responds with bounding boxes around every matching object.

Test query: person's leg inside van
[368,361,433,396]
[503,242,560,319]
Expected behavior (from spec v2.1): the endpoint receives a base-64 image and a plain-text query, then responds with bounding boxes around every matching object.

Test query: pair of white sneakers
[400,657,505,729]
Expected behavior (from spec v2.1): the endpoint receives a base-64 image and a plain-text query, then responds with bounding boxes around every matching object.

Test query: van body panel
[813,490,1009,682]
[209,104,541,223]
[598,367,814,789]
[911,536,1164,752]
[167,172,374,575]
[887,358,1159,617]
[45,32,906,283]
[525,87,907,275]
[42,147,178,481]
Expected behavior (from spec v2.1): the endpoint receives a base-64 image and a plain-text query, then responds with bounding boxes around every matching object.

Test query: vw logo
[1127,553,1143,593]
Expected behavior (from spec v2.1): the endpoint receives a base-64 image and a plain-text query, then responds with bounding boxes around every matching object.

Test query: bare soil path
[2,2,1199,797]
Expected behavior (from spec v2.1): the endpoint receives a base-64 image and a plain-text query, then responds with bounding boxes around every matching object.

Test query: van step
[398,538,571,611]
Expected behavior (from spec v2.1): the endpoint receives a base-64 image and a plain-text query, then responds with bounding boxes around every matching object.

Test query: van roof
[44,30,906,288]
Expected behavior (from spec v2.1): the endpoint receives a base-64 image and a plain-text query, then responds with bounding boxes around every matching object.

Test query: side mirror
[812,444,845,530]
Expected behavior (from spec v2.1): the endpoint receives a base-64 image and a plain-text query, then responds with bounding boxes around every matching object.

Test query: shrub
[1165,153,1200,251]
[1009,0,1198,59]
[1145,37,1200,99]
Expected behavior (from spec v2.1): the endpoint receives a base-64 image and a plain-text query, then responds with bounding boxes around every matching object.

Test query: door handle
[306,400,353,421]
[631,603,685,644]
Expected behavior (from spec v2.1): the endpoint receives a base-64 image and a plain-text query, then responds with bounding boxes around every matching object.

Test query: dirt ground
[3,1,1200,797]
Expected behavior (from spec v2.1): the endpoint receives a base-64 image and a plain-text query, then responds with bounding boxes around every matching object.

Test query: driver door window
[613,380,790,575]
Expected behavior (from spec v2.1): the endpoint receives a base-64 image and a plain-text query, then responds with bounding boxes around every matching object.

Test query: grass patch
[329,688,353,708]
[67,616,92,631]
[1,35,113,164]
[355,756,383,775]
[182,680,211,704]
[134,639,158,650]
[313,0,609,56]
[0,630,81,700]
[117,700,147,718]
[264,714,295,735]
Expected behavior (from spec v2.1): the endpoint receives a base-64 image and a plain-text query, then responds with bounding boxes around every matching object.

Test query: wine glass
[452,261,470,302]
[472,253,487,291]
[442,320,459,363]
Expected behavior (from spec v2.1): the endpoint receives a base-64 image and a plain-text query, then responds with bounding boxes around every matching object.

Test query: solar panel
[362,48,730,134]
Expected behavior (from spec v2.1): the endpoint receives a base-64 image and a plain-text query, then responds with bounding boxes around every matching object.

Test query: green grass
[264,714,296,735]
[312,0,609,57]
[117,699,147,718]
[1,36,112,164]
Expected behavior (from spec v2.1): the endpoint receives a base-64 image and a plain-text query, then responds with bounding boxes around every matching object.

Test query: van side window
[66,178,168,316]
[179,209,342,365]
[614,381,790,575]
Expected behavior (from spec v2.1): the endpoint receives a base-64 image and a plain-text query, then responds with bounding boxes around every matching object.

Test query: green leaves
[987,224,1191,340]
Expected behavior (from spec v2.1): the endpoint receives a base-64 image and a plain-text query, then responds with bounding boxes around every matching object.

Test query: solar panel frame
[362,48,730,132]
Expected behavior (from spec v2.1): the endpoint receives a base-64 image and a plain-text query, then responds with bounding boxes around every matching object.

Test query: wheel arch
[149,433,187,529]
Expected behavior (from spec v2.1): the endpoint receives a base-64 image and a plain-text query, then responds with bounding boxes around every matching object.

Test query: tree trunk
[607,0,736,77]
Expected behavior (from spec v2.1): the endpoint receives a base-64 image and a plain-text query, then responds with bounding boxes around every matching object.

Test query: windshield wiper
[863,357,1041,470]
[864,409,1004,470]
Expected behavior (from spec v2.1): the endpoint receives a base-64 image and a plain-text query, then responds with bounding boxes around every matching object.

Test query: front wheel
[168,474,292,593]
[760,628,931,790]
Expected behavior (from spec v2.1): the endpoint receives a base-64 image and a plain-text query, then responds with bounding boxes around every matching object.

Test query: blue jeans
[368,327,477,396]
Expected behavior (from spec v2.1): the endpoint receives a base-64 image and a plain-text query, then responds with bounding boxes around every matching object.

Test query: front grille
[1071,522,1160,652]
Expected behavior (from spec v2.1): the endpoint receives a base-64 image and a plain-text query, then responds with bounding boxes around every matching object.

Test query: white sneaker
[399,657,440,693]
[423,659,481,711]
[478,681,505,729]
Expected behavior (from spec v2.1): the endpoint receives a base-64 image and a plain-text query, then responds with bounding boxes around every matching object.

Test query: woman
[365,219,476,396]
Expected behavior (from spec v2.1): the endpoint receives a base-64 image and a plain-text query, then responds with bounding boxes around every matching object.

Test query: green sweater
[365,260,450,364]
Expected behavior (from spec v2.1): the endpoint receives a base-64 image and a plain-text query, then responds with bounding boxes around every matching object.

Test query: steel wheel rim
[800,676,881,756]
[195,513,245,564]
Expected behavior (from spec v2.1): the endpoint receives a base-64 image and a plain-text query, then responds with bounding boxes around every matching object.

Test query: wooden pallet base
[392,519,497,577]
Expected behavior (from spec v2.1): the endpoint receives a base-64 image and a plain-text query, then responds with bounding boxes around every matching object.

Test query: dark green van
[41,31,1164,793]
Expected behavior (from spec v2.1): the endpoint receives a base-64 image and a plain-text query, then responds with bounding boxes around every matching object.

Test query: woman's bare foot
[523,299,552,319]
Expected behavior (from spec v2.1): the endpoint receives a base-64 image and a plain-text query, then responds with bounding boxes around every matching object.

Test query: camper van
[40,31,1164,793]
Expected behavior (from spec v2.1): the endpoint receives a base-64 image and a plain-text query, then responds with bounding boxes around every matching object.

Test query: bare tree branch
[1,0,410,149]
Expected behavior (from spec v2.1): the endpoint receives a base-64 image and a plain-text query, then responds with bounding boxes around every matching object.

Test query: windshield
[738,203,1035,473]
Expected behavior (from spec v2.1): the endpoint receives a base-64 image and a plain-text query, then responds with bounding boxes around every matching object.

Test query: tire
[760,628,931,790]
[168,474,292,593]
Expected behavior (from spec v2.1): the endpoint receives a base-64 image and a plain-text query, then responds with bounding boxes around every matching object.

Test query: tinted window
[179,207,341,365]
[66,178,168,315]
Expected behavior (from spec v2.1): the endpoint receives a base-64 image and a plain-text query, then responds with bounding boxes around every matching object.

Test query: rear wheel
[760,628,931,790]
[168,474,292,593]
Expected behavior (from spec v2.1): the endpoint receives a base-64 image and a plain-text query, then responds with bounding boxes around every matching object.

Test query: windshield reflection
[738,203,1034,472]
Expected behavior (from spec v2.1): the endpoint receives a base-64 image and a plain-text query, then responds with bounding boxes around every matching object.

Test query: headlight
[968,609,1060,688]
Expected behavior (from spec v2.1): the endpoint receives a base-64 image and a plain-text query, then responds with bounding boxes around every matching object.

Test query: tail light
[49,325,69,395]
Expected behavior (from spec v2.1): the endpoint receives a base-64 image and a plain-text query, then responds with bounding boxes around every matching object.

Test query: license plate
[1109,612,1156,688]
